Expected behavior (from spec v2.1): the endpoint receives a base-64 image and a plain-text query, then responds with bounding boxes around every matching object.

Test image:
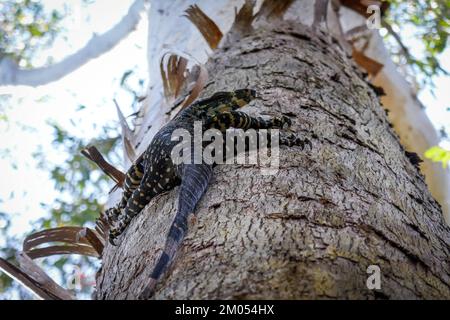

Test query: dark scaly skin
[104,89,310,299]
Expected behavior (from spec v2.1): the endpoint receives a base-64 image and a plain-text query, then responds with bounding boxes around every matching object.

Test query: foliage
[425,146,450,168]
[0,121,121,299]
[385,0,449,88]
[0,0,64,67]
[0,0,64,299]
[34,122,120,230]
[0,0,142,298]
[32,123,120,297]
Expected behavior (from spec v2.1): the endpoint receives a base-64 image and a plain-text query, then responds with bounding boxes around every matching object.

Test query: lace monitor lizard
[105,89,309,299]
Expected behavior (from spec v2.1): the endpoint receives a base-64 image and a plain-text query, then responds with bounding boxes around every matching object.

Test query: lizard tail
[139,163,213,299]
[139,235,182,299]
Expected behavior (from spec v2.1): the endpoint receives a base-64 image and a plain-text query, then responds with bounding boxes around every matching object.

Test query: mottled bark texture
[94,21,450,299]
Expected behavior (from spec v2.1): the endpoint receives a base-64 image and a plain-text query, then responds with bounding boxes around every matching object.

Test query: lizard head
[232,89,257,107]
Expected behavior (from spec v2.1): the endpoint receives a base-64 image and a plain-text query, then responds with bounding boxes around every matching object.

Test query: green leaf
[27,24,43,37]
[424,146,450,168]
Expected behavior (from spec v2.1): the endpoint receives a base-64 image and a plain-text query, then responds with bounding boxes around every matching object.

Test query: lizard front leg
[205,110,292,131]
[206,110,310,150]
[279,132,311,148]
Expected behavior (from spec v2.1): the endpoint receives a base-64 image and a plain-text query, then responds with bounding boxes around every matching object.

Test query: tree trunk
[94,18,450,299]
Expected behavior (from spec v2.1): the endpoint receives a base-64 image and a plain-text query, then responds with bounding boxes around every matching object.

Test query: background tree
[0,0,145,299]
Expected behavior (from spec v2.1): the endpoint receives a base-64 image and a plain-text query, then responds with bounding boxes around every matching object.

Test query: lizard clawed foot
[108,228,120,246]
[108,216,130,246]
[188,214,197,226]
[272,115,292,129]
[280,133,312,149]
[105,207,120,224]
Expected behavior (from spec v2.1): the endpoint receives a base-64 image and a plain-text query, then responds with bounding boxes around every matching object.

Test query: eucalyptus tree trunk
[94,2,450,299]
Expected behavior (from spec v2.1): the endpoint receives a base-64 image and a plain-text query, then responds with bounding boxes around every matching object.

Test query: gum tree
[94,0,450,299]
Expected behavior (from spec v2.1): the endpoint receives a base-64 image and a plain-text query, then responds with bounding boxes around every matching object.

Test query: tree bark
[94,19,450,299]
[339,6,450,223]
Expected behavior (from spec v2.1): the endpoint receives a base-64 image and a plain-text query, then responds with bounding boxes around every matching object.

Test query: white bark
[0,0,146,88]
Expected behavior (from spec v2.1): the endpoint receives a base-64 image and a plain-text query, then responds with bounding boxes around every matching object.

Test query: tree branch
[381,20,412,64]
[0,0,146,87]
[312,0,329,30]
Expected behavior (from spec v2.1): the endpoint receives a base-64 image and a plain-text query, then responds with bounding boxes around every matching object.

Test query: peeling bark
[95,20,450,299]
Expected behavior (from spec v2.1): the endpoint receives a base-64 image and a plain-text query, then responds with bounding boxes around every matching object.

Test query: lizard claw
[304,138,312,150]
[281,116,292,129]
[280,134,311,149]
[105,207,120,224]
[108,231,118,246]
[188,214,198,226]
[298,137,312,150]
[272,115,292,129]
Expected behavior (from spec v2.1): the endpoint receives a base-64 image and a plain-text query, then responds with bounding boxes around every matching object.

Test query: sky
[0,0,449,298]
[0,0,148,238]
